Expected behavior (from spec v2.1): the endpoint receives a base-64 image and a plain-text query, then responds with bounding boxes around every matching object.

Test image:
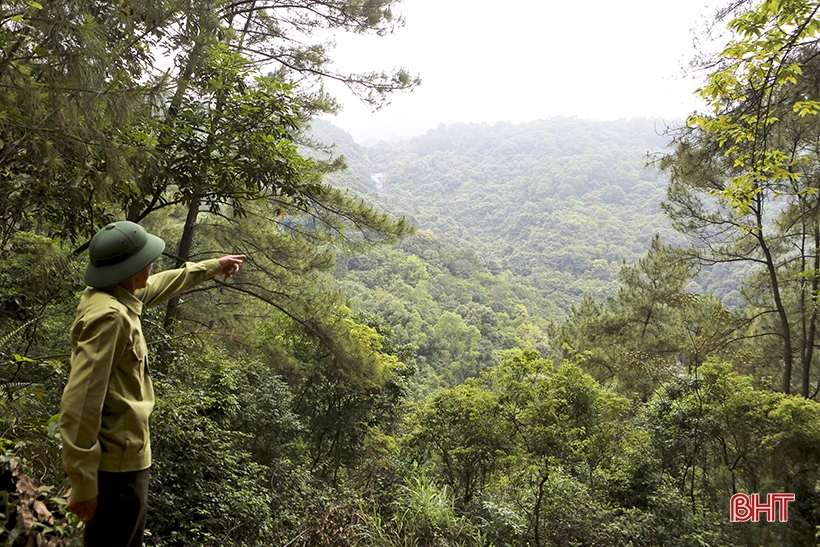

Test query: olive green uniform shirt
[59,259,222,502]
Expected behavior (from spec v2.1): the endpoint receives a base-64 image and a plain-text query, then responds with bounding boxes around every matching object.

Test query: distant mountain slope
[315,117,683,311]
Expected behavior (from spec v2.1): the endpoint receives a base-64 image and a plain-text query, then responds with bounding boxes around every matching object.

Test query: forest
[3,0,820,546]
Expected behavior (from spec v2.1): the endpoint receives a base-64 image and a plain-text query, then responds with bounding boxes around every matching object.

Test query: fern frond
[0,319,36,356]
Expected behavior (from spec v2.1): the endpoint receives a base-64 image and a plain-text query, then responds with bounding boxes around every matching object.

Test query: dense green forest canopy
[318,117,686,311]
[4,0,820,546]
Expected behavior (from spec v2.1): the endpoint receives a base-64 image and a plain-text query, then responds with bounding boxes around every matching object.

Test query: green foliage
[405,378,511,505]
[401,349,728,547]
[0,0,418,239]
[337,118,676,310]
[661,1,820,395]
[648,360,820,545]
[688,0,820,213]
[431,312,484,385]
[0,0,164,238]
[559,236,744,400]
[8,2,820,544]
[147,345,290,546]
[1,1,419,545]
[138,44,319,221]
[280,312,411,482]
[337,232,556,391]
[0,311,78,546]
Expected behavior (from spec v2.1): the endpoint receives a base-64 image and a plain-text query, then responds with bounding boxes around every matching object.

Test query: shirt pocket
[114,338,149,401]
[132,337,150,377]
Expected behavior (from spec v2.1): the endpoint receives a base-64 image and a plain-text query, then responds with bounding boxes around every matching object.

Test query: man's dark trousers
[84,469,149,547]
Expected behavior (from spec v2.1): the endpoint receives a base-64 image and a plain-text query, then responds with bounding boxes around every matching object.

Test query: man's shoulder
[76,288,128,319]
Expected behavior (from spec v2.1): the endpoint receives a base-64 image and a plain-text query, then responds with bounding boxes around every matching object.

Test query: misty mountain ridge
[314,117,703,311]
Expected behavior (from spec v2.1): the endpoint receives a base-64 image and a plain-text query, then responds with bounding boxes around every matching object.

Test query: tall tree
[560,237,740,400]
[1,0,418,240]
[661,0,820,395]
[2,0,419,338]
[0,0,171,241]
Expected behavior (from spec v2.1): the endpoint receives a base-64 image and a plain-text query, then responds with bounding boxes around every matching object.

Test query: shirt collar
[110,285,144,316]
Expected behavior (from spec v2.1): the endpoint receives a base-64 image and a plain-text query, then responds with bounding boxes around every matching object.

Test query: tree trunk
[759,235,794,393]
[803,224,820,397]
[126,41,205,225]
[533,469,548,547]
[163,193,201,328]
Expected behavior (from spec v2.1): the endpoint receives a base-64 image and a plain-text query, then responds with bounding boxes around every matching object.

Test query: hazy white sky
[320,0,716,143]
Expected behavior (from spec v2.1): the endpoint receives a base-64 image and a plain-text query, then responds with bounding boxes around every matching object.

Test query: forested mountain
[319,117,681,310]
[308,119,692,389]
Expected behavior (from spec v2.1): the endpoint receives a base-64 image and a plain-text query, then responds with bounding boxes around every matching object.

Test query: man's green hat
[84,221,165,288]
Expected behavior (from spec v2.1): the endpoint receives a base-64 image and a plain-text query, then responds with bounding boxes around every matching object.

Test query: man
[59,221,245,547]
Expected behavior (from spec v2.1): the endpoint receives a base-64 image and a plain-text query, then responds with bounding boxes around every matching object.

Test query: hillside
[316,117,683,311]
[305,117,702,389]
